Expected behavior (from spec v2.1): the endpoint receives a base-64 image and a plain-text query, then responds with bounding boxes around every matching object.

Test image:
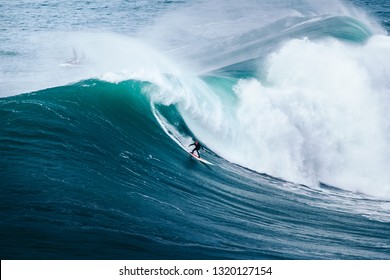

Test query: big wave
[3,0,390,260]
[147,33,390,198]
[4,13,390,199]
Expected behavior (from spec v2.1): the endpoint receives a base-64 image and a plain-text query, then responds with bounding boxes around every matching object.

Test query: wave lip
[165,13,375,74]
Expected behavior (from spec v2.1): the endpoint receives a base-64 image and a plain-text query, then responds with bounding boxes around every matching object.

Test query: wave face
[1,0,390,259]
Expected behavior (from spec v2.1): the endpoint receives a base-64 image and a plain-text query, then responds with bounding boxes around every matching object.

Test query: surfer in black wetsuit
[189,140,203,158]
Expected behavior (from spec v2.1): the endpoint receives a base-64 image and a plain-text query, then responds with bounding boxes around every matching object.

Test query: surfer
[189,140,203,158]
[65,48,85,65]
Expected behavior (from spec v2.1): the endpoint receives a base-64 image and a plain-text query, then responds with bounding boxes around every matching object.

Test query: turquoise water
[1,0,390,259]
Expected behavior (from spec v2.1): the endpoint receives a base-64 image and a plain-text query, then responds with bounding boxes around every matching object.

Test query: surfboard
[189,152,213,165]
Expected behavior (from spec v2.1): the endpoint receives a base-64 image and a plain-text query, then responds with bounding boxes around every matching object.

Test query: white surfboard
[189,152,213,165]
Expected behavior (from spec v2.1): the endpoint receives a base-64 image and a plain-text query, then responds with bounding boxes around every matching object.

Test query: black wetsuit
[189,142,202,157]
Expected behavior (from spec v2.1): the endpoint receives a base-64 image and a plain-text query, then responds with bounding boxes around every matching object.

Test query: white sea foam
[0,32,181,97]
[177,36,390,199]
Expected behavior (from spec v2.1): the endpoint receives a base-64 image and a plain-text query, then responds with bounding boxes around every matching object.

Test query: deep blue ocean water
[1,0,390,259]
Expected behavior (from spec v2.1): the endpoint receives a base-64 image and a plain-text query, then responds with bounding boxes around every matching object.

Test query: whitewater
[1,0,390,259]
